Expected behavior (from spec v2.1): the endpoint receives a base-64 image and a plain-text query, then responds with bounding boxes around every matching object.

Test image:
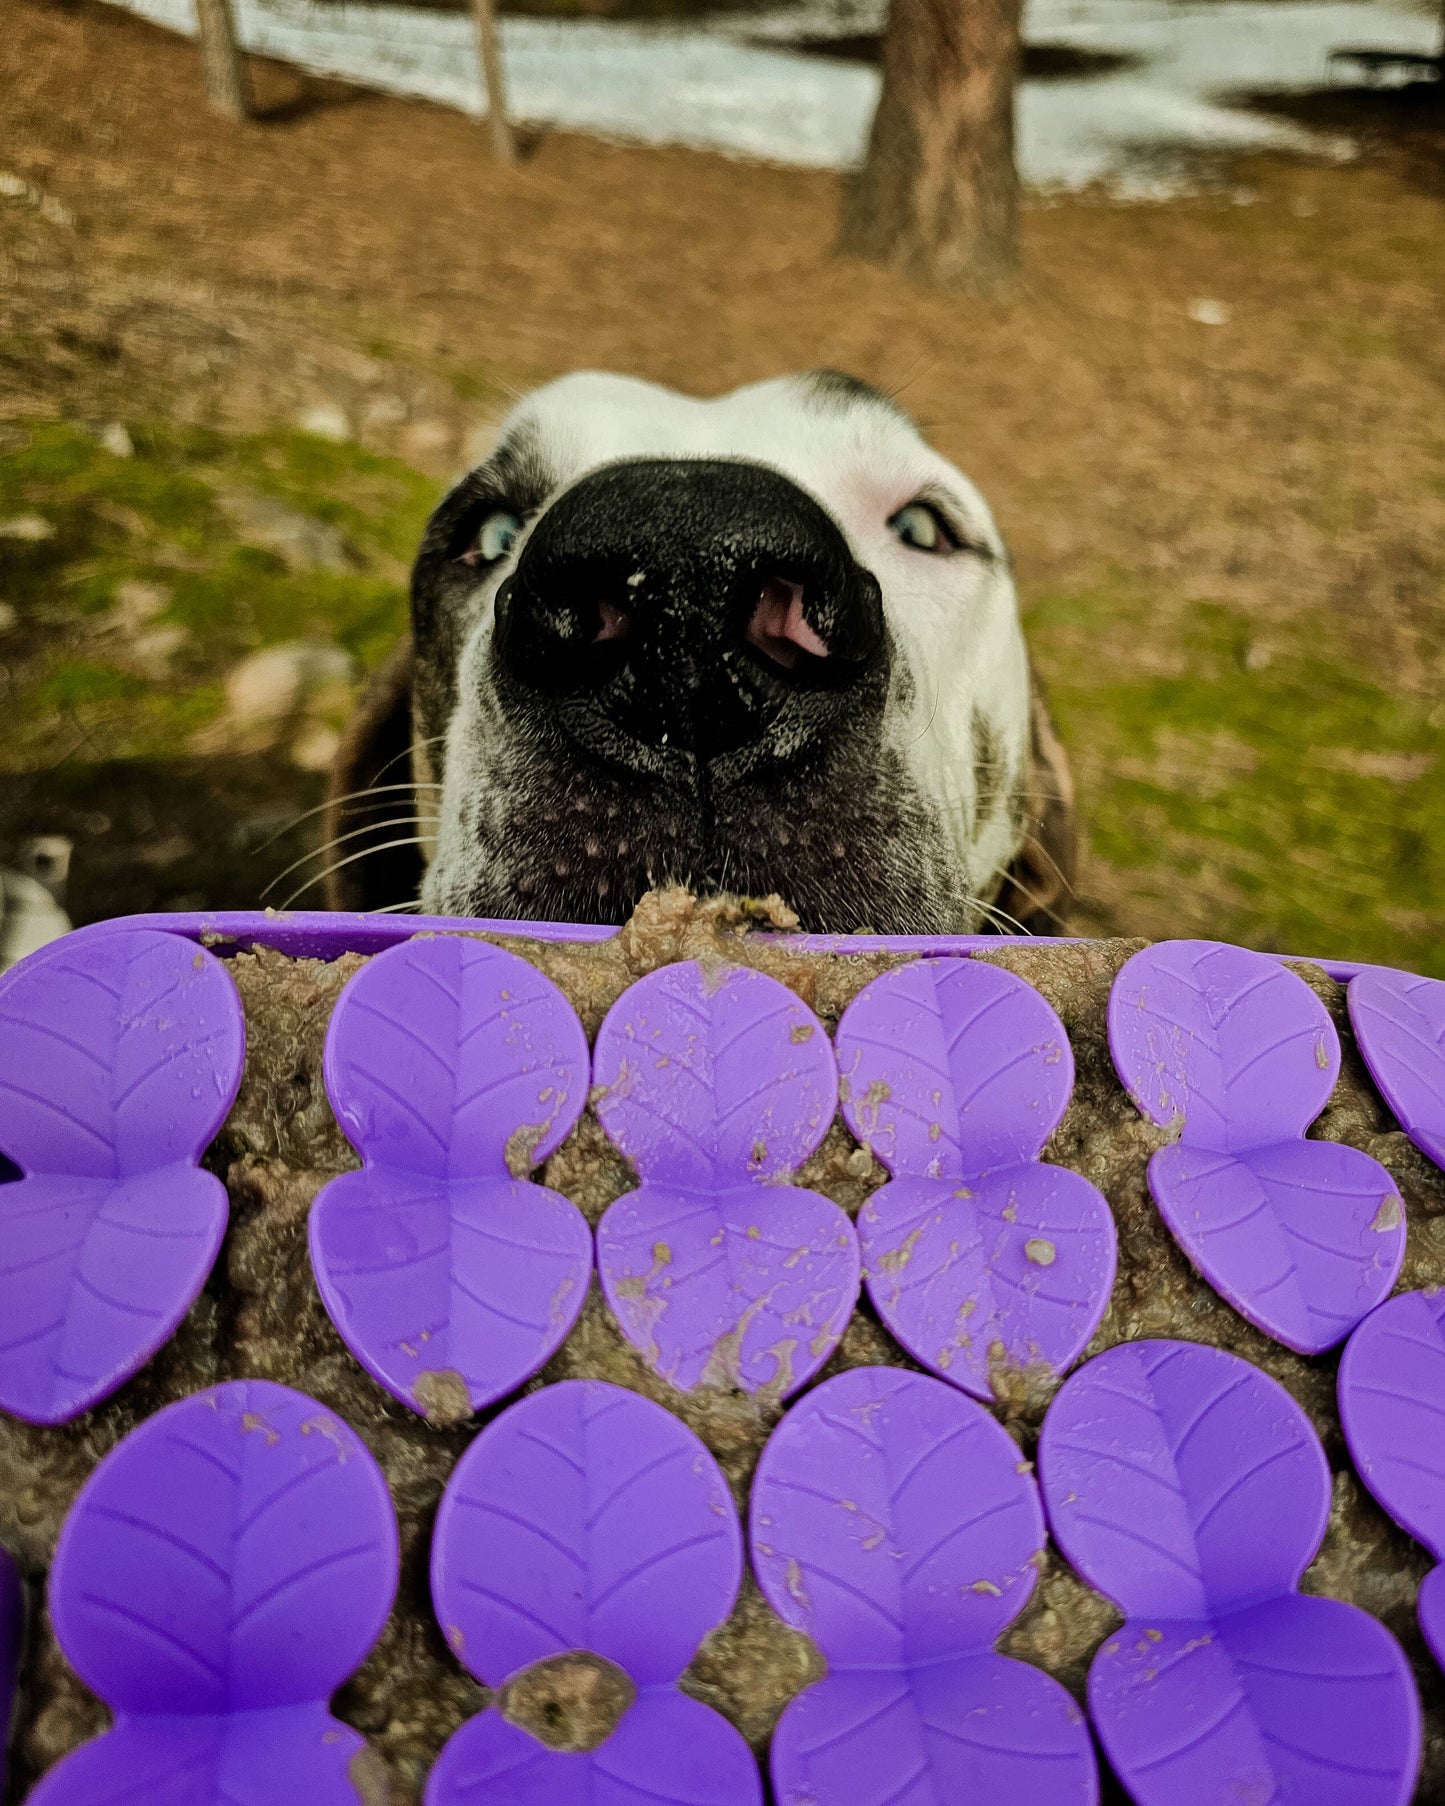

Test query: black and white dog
[327,371,1075,935]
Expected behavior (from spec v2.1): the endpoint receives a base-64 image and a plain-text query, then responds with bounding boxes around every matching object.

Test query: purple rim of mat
[591,961,859,1396]
[0,1547,20,1797]
[1039,1339,1421,1806]
[749,1366,1097,1806]
[1339,1289,1445,1669]
[1108,940,1406,1353]
[31,1379,398,1806]
[834,958,1116,1401]
[1349,970,1445,1174]
[311,936,593,1421]
[0,928,245,1424]
[54,907,1399,983]
[428,1379,760,1806]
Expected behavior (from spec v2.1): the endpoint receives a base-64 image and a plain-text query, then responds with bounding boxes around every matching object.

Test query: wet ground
[103,0,1441,188]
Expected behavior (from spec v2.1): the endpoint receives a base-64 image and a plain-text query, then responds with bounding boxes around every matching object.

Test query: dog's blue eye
[476,510,522,562]
[889,502,952,553]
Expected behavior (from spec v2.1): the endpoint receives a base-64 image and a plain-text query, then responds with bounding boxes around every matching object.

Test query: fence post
[194,0,251,119]
[471,0,516,162]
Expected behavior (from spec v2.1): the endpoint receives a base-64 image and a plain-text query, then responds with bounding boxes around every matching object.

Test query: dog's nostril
[744,576,829,671]
[595,599,630,643]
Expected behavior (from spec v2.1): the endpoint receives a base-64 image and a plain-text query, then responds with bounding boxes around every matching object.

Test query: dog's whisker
[262,818,435,901]
[961,886,1033,937]
[278,837,431,911]
[350,732,452,798]
[1018,829,1077,900]
[252,783,443,856]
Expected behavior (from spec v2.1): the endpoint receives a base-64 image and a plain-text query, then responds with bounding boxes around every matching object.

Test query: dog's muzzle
[493,458,886,764]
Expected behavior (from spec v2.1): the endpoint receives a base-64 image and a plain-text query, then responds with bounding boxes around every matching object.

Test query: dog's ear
[992,681,1077,935]
[323,636,426,912]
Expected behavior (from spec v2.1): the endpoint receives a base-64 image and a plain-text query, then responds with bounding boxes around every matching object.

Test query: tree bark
[194,0,250,121]
[841,0,1023,291]
[471,0,516,163]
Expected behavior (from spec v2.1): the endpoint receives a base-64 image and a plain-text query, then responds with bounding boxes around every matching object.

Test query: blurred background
[0,0,1441,969]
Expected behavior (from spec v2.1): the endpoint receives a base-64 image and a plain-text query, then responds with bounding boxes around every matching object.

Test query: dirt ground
[1,0,1442,967]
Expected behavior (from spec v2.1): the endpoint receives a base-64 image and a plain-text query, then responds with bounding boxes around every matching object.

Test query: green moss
[0,417,438,769]
[1028,583,1445,976]
[38,661,149,708]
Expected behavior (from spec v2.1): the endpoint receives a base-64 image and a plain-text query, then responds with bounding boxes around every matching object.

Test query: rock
[98,423,134,459]
[16,836,71,907]
[128,623,188,676]
[290,721,342,773]
[401,418,453,460]
[216,488,358,573]
[106,579,168,630]
[297,401,352,443]
[363,395,408,429]
[4,903,1444,1801]
[0,514,54,542]
[196,641,355,753]
[0,869,70,973]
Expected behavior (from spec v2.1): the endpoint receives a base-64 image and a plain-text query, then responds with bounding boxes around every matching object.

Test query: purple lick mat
[310,935,593,1420]
[1108,940,1405,1353]
[0,928,245,1424]
[592,961,858,1397]
[1339,1289,1445,1669]
[31,1379,399,1806]
[428,1378,759,1806]
[1349,970,1445,1175]
[749,1366,1097,1806]
[1039,1339,1421,1806]
[833,958,1116,1400]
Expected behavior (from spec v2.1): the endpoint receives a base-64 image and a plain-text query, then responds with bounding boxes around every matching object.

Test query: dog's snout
[494,458,884,758]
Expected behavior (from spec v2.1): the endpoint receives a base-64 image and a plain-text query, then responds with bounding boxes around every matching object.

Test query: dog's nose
[493,458,885,758]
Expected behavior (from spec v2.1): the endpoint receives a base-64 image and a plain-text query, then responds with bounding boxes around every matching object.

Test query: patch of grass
[0,418,437,766]
[1029,582,1445,976]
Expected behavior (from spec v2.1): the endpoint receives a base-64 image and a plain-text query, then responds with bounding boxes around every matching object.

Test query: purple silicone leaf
[1045,1342,1421,1806]
[1039,1340,1328,1620]
[857,1166,1116,1401]
[597,1181,858,1397]
[832,958,1114,1397]
[592,962,855,1393]
[425,1687,763,1806]
[0,929,244,1423]
[1108,941,1337,1150]
[750,1366,1045,1663]
[1418,1565,1445,1672]
[313,936,593,1418]
[769,1656,1096,1806]
[50,1380,398,1715]
[592,961,837,1187]
[310,1169,591,1420]
[752,1368,1096,1806]
[1148,1140,1405,1355]
[1349,969,1445,1172]
[432,1380,741,1689]
[1339,1289,1445,1562]
[1088,1594,1420,1806]
[835,958,1074,1175]
[29,1704,374,1806]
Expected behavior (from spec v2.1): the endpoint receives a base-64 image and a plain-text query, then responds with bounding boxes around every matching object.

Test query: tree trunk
[471,0,516,163]
[841,0,1023,291]
[194,0,250,120]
